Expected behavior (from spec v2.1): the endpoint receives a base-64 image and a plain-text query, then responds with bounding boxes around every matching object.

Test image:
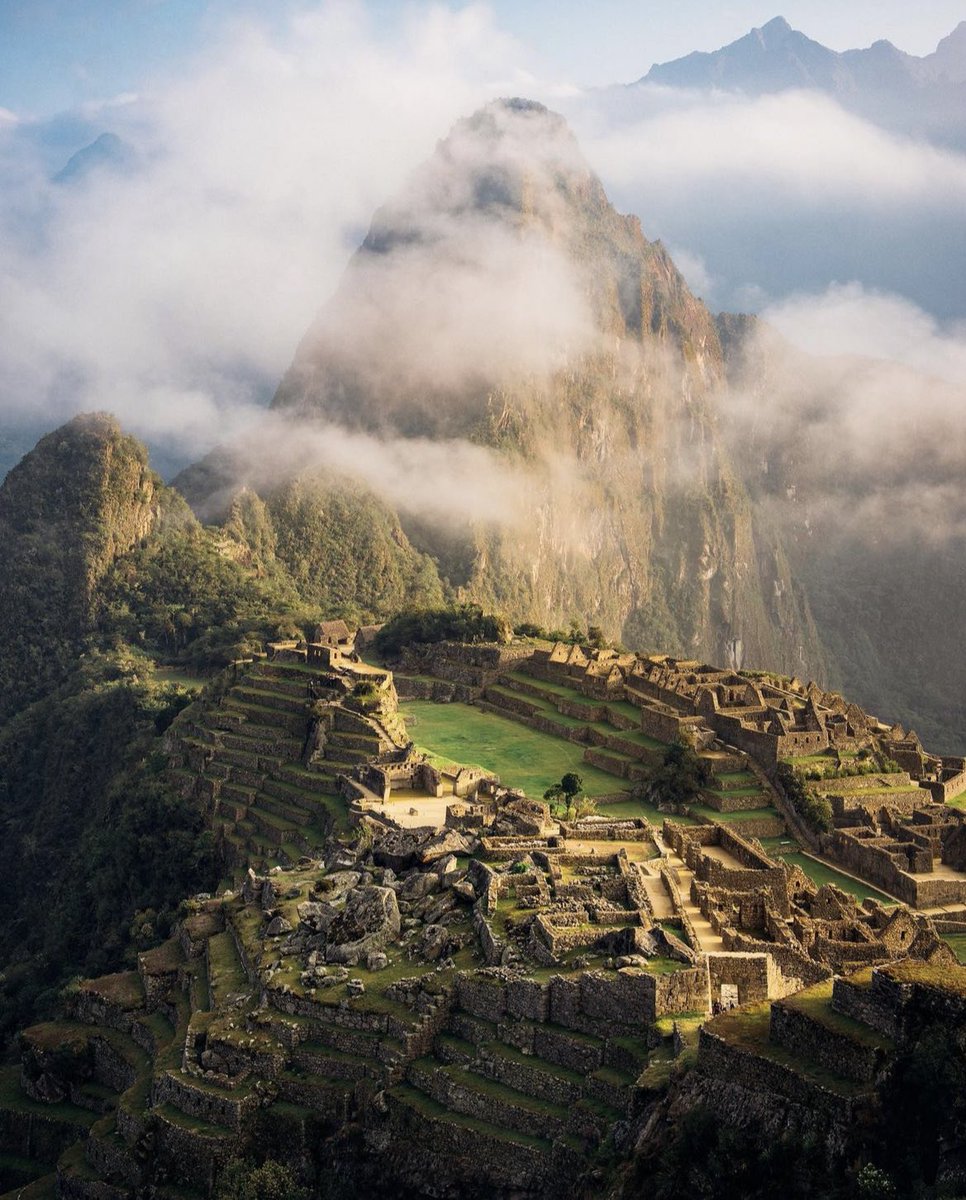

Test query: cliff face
[0,412,162,720]
[268,99,826,677]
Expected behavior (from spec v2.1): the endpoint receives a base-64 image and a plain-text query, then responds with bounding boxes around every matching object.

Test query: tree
[544,772,586,817]
[216,1160,308,1200]
[649,740,712,808]
[560,772,583,799]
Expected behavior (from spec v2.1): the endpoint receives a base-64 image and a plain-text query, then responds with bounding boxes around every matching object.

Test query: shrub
[775,763,833,833]
[375,604,511,656]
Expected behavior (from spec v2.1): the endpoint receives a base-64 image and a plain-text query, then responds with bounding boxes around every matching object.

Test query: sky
[0,0,965,479]
[1,0,965,117]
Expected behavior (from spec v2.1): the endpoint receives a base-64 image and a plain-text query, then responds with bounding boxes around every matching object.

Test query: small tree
[545,772,586,818]
[560,772,583,800]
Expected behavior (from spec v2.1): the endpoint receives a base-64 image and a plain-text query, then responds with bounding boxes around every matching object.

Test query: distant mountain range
[634,15,966,148]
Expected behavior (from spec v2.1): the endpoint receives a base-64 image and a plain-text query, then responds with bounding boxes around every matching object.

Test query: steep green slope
[0,654,218,1048]
[0,413,161,722]
[174,465,446,624]
[0,419,310,1046]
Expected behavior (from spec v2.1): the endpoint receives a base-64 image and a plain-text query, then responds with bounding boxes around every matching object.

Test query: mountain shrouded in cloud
[186,98,826,679]
[639,14,966,146]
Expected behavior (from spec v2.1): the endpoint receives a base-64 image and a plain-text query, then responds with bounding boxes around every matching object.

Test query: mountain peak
[272,98,723,437]
[758,16,792,37]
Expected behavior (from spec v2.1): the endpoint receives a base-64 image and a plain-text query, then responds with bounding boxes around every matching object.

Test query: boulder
[420,924,451,962]
[399,872,438,901]
[423,892,458,925]
[325,886,401,965]
[297,900,338,932]
[452,879,476,903]
[373,828,425,873]
[366,951,389,971]
[315,871,361,900]
[418,829,473,865]
[435,854,460,886]
[265,915,293,937]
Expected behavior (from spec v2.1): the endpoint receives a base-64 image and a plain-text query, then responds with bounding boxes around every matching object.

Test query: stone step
[246,672,310,700]
[245,806,298,845]
[433,1033,477,1067]
[233,687,308,716]
[253,791,314,827]
[290,1044,380,1083]
[321,743,373,765]
[86,1123,141,1186]
[301,1022,404,1063]
[261,778,333,815]
[223,699,307,735]
[220,730,300,760]
[500,1019,606,1076]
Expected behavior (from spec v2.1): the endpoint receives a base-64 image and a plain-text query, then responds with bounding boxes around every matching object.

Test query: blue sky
[2,0,964,117]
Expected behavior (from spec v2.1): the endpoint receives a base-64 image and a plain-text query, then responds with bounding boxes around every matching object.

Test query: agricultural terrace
[401,700,628,802]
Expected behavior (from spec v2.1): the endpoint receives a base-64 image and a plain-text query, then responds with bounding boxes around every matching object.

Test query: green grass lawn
[401,700,627,799]
[943,933,966,964]
[947,790,966,812]
[152,665,208,690]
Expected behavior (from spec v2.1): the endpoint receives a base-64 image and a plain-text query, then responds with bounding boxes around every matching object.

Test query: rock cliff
[262,99,827,677]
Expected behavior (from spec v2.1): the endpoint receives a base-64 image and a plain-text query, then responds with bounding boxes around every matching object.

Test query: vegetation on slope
[375,604,511,657]
[0,652,218,1048]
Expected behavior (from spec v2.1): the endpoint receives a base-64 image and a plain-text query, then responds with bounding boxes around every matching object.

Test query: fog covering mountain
[638,15,966,150]
[182,98,826,683]
[717,315,966,753]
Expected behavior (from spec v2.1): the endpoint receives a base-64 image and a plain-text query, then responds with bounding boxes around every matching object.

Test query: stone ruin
[3,622,965,1199]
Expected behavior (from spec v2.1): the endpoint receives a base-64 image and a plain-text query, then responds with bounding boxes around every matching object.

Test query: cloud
[585,88,966,207]
[763,282,966,386]
[191,410,533,530]
[718,284,966,543]
[566,85,966,316]
[0,2,527,459]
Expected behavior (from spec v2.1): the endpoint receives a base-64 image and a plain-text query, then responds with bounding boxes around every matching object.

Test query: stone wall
[769,1003,886,1085]
[707,953,773,1006]
[697,1027,859,1122]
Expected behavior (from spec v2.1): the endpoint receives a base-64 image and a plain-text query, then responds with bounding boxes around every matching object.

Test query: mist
[717,285,966,546]
[567,85,966,318]
[0,4,529,470]
[0,2,964,560]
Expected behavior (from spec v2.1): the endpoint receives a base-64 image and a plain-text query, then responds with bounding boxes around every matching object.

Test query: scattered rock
[297,900,338,932]
[424,892,458,925]
[420,924,451,962]
[326,886,401,965]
